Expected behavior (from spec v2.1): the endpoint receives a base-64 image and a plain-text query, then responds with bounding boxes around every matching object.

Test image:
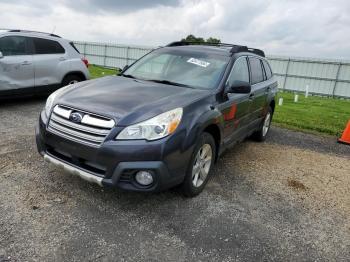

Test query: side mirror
[227,80,251,94]
[0,51,3,59]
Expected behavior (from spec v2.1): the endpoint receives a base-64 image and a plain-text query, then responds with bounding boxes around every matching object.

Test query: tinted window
[33,38,65,54]
[249,57,264,84]
[0,36,28,56]
[262,60,273,79]
[227,57,249,86]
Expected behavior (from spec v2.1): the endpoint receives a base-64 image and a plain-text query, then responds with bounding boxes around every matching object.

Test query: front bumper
[36,111,192,192]
[43,153,103,186]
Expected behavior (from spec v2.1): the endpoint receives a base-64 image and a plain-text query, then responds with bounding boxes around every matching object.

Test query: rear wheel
[62,74,82,87]
[181,132,216,197]
[252,106,273,142]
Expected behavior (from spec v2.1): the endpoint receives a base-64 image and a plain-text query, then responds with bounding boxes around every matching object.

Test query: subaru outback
[0,29,89,98]
[36,41,278,196]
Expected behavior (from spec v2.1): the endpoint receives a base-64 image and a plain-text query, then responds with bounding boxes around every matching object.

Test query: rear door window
[0,36,30,56]
[249,57,264,84]
[32,38,65,54]
[262,60,273,79]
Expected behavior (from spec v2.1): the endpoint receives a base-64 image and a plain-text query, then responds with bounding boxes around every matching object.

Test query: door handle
[249,93,255,100]
[59,57,66,61]
[21,61,32,65]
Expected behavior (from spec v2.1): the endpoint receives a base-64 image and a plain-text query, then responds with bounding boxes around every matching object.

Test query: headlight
[116,108,183,141]
[44,85,74,117]
[45,92,56,117]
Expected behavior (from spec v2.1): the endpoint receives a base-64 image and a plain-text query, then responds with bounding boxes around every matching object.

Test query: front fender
[181,103,223,153]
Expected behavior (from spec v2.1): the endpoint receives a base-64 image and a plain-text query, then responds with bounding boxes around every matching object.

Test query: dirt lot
[0,98,349,262]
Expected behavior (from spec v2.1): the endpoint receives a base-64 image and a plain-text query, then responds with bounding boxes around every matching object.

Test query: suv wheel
[181,132,216,197]
[62,74,82,87]
[252,106,273,142]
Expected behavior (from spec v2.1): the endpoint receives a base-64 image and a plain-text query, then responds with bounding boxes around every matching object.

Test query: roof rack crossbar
[166,41,265,57]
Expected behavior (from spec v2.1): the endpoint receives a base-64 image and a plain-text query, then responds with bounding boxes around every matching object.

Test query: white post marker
[305,85,309,98]
[278,97,283,106]
[294,94,299,102]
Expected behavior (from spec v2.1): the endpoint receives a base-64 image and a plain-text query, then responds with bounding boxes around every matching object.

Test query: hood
[55,76,211,125]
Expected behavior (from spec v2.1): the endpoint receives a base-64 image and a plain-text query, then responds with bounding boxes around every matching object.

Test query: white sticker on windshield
[187,58,210,68]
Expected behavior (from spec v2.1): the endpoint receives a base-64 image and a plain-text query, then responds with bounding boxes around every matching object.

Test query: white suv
[0,29,90,98]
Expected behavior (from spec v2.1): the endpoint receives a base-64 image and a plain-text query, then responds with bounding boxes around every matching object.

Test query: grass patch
[89,64,118,79]
[273,92,350,136]
[88,65,350,137]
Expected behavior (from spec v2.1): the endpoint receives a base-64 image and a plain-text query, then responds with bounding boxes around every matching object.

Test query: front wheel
[252,106,273,142]
[181,132,216,197]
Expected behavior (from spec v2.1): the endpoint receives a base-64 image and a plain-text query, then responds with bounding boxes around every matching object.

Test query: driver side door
[218,56,252,145]
[0,35,34,96]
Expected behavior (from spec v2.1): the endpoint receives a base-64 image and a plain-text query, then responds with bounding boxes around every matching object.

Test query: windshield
[123,49,230,89]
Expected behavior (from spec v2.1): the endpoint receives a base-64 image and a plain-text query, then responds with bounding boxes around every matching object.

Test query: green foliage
[181,35,221,44]
[273,92,350,136]
[89,64,118,79]
[206,37,221,44]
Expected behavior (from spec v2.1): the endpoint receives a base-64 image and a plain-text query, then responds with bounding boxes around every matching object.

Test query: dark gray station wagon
[36,41,278,197]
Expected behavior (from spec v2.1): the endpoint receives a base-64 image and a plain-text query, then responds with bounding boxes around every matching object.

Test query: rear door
[219,56,252,144]
[248,57,268,121]
[0,35,34,95]
[31,37,66,93]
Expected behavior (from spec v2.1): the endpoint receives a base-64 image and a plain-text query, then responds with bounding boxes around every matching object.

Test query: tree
[206,37,221,44]
[181,35,221,44]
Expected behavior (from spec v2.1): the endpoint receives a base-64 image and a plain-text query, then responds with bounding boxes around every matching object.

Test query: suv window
[124,51,229,89]
[226,57,249,86]
[0,36,29,56]
[249,57,264,84]
[32,38,65,54]
[262,60,273,79]
[133,53,171,76]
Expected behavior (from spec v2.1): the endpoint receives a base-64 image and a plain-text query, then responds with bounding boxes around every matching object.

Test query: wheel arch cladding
[203,124,221,161]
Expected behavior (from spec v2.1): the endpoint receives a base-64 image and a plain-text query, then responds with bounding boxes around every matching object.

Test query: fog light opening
[135,170,154,186]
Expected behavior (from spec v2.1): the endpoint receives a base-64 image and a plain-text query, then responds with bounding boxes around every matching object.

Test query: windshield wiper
[122,74,136,79]
[147,79,192,88]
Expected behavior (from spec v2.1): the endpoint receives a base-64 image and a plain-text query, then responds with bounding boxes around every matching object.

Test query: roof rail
[166,41,265,57]
[4,29,61,38]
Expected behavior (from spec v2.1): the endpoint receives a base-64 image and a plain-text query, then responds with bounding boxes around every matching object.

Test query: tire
[181,132,216,197]
[252,106,273,142]
[62,74,82,87]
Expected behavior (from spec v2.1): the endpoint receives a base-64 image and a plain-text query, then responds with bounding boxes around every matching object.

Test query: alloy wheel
[192,143,213,188]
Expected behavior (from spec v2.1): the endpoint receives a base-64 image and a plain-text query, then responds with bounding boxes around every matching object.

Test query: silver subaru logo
[69,112,83,123]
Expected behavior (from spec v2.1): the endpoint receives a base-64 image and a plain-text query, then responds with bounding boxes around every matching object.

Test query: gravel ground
[0,98,349,262]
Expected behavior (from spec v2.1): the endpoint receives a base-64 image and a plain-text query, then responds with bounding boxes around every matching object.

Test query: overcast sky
[1,0,349,59]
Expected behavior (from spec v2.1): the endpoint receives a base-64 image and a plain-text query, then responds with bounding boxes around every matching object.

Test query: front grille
[48,105,115,147]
